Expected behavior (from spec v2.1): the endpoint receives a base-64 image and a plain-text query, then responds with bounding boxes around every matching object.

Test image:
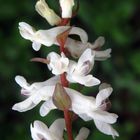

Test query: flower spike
[13,0,119,139]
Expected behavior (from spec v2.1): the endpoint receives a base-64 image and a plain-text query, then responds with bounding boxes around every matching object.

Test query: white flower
[19,22,88,51]
[40,84,118,138]
[65,36,111,60]
[31,119,90,140]
[69,83,119,138]
[12,75,60,112]
[47,52,69,75]
[31,119,65,140]
[39,49,99,87]
[59,0,74,18]
[35,0,61,26]
[66,48,100,87]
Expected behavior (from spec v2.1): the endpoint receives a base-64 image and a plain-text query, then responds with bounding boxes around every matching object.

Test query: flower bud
[35,0,61,26]
[59,0,75,18]
[53,83,71,110]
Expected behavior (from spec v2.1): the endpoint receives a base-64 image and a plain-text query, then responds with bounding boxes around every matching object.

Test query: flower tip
[39,109,47,117]
[33,120,41,126]
[112,131,119,139]
[115,114,119,119]
[80,127,90,137]
[108,48,112,53]
[99,83,111,90]
[98,36,105,43]
[99,83,113,97]
[18,22,30,29]
[94,78,101,86]
[15,75,23,82]
[18,22,25,26]
[15,75,27,86]
[12,103,27,112]
[12,105,16,110]
[96,36,105,47]
[12,104,19,111]
[115,131,119,137]
[76,127,90,140]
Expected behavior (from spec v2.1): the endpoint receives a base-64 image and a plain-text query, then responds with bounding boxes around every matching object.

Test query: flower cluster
[13,0,119,140]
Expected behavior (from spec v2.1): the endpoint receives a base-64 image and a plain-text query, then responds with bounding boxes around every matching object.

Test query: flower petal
[49,119,65,138]
[65,38,86,58]
[19,22,35,40]
[94,119,119,138]
[65,87,96,115]
[47,52,69,75]
[37,76,60,87]
[15,75,29,89]
[88,110,118,124]
[75,127,90,140]
[35,86,55,101]
[96,86,113,107]
[31,120,51,140]
[78,113,93,121]
[12,96,38,112]
[99,83,111,90]
[40,99,56,117]
[16,75,60,92]
[94,49,111,61]
[29,76,60,89]
[91,36,105,49]
[78,49,95,68]
[70,27,88,43]
[32,76,60,88]
[32,41,41,51]
[70,75,100,87]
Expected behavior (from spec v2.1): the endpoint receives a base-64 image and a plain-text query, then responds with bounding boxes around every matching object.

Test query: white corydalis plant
[13,0,119,140]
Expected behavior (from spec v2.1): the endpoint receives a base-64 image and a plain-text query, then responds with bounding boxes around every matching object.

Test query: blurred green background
[0,0,140,139]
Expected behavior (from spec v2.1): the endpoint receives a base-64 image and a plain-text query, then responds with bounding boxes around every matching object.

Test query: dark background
[0,0,140,140]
